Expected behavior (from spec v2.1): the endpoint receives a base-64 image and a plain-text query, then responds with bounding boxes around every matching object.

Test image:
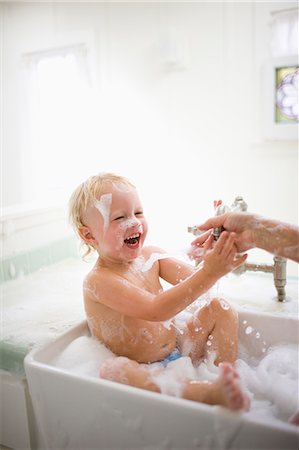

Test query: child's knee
[210,297,238,320]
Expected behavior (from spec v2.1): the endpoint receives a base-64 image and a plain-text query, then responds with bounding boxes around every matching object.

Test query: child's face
[84,182,148,263]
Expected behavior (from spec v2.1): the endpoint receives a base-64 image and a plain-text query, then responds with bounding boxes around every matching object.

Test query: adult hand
[189,212,257,260]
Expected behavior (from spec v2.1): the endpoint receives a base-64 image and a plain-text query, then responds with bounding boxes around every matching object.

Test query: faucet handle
[231,196,248,212]
[213,199,222,209]
[212,203,229,240]
[187,226,204,236]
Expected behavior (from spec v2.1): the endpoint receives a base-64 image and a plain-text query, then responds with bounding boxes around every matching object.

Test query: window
[22,44,97,205]
[270,8,298,58]
[263,8,298,140]
[275,66,298,124]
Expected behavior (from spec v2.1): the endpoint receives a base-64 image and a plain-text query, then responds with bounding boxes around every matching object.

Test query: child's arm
[141,245,196,285]
[86,232,246,321]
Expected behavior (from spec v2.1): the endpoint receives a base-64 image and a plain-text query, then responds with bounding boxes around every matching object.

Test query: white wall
[1,1,298,275]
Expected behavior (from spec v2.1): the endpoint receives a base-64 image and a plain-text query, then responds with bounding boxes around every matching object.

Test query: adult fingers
[197,213,228,231]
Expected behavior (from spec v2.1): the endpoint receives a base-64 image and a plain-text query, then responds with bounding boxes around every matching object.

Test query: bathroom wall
[1,1,298,276]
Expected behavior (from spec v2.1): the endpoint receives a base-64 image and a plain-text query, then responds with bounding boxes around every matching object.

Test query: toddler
[69,173,249,411]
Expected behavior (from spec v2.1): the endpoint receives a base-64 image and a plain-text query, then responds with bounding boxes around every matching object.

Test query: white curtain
[270,8,298,57]
[21,45,98,206]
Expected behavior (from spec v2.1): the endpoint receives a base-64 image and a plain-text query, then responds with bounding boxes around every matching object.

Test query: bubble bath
[24,281,299,450]
[49,322,298,426]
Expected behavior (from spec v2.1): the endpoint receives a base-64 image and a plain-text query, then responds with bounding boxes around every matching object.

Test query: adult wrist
[248,214,262,248]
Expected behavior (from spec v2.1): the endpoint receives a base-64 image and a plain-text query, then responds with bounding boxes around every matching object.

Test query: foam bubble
[152,368,185,397]
[245,326,254,335]
[141,253,174,272]
[119,218,143,234]
[220,299,230,310]
[94,193,112,232]
[236,344,299,422]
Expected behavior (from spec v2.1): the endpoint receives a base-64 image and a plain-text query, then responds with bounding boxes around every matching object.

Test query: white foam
[51,336,114,377]
[141,252,174,272]
[152,367,185,397]
[237,343,299,422]
[119,218,143,234]
[94,193,112,232]
[51,336,299,425]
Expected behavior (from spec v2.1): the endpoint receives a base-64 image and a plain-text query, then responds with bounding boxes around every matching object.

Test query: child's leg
[178,297,239,366]
[183,362,249,410]
[100,357,160,393]
[100,357,249,411]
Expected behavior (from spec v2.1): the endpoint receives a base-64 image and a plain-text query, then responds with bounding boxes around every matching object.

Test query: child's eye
[135,211,143,216]
[114,216,124,221]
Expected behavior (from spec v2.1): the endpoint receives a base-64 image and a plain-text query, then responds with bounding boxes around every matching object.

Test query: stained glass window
[275,66,299,123]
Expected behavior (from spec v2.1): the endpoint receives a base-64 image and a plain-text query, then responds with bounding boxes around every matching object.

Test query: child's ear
[79,226,95,245]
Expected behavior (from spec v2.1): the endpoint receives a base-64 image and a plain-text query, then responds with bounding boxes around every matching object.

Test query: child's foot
[218,362,250,411]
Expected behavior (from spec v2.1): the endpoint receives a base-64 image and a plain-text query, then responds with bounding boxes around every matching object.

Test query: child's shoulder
[83,260,107,284]
[142,245,166,258]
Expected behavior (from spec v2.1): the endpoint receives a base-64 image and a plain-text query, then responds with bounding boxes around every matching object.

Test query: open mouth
[124,233,141,248]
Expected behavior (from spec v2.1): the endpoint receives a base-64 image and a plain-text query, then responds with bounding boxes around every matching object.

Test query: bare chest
[122,268,162,294]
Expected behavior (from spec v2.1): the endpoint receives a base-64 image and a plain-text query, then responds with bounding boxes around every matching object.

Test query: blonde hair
[69,172,135,257]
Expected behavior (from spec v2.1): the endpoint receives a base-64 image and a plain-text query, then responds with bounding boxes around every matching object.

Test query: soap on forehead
[94,193,112,231]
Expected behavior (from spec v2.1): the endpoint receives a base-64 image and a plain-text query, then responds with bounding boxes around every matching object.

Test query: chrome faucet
[188,196,287,302]
[234,256,287,302]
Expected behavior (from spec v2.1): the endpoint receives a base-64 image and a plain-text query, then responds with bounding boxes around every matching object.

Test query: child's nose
[128,217,143,232]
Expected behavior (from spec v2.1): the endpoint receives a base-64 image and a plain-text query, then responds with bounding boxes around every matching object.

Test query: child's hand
[187,230,212,262]
[201,231,247,279]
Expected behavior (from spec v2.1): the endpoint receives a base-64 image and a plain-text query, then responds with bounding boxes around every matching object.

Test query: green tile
[28,246,51,273]
[12,253,30,277]
[49,237,79,263]
[0,259,11,282]
[67,237,80,258]
[0,236,80,281]
[0,262,4,283]
[0,254,30,281]
[0,340,31,376]
[50,239,67,263]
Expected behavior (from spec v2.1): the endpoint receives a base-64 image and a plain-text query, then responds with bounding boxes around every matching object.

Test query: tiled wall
[0,236,79,283]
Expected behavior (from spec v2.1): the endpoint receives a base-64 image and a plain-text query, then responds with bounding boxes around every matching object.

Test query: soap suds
[51,335,298,425]
[94,193,112,232]
[141,253,175,272]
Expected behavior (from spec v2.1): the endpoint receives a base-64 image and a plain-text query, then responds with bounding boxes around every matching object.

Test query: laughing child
[69,173,249,411]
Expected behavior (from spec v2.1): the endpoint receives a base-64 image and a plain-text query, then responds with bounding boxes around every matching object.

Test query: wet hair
[69,172,135,257]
